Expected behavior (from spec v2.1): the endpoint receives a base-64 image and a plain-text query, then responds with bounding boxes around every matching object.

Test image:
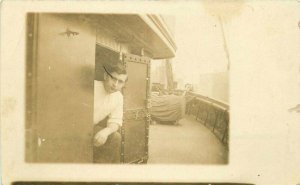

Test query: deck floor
[148,115,228,164]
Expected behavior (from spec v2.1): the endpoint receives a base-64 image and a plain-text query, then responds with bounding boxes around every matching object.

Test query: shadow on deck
[148,115,228,164]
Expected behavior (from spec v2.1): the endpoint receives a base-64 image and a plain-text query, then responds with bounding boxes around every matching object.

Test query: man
[93,62,127,163]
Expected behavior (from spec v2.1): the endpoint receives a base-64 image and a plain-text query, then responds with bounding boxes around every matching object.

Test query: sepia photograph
[1,0,300,185]
[25,13,229,164]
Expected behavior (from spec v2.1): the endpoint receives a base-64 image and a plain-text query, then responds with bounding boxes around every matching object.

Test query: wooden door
[29,14,96,162]
[122,53,151,163]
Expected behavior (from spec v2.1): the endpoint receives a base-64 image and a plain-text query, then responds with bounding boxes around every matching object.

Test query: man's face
[103,71,127,94]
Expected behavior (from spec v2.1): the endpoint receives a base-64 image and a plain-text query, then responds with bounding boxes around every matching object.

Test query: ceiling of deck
[77,14,177,59]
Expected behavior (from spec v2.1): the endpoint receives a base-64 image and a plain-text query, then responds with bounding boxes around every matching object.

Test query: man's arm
[94,93,123,147]
[94,122,119,147]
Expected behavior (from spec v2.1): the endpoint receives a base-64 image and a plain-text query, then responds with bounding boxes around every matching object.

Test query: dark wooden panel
[122,53,150,163]
[123,61,148,109]
[123,117,147,163]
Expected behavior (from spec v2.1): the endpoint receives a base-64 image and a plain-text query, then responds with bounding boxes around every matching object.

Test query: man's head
[103,63,128,94]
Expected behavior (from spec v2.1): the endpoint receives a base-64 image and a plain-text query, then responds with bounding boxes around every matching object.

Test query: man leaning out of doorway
[93,62,128,163]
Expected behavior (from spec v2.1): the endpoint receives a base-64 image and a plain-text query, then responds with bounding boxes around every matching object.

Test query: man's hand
[94,128,110,147]
[93,123,119,147]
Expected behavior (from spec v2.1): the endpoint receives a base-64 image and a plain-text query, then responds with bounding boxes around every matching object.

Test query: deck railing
[185,92,229,147]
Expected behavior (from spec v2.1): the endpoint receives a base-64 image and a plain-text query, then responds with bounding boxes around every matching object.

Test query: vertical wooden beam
[165,59,174,91]
[25,13,39,162]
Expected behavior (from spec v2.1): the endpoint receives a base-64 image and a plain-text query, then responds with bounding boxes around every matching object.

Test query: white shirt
[93,80,123,126]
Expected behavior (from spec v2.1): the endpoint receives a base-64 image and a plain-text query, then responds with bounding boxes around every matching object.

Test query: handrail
[187,92,229,110]
[185,92,229,147]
